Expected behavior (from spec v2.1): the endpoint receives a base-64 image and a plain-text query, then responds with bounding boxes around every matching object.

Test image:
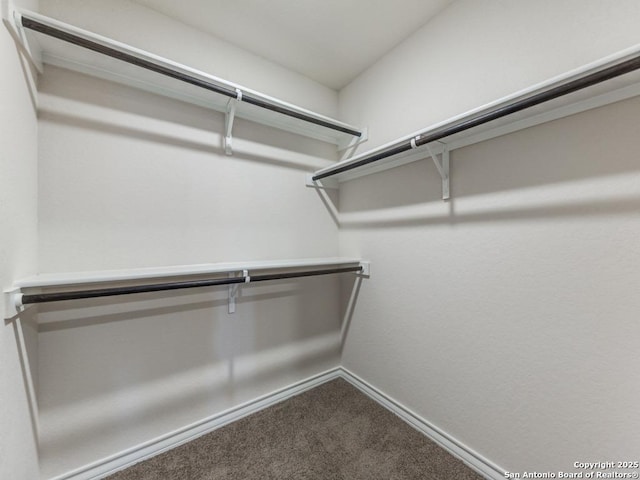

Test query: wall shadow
[340,194,640,229]
[37,333,339,466]
[36,275,341,409]
[38,65,336,169]
[38,110,327,173]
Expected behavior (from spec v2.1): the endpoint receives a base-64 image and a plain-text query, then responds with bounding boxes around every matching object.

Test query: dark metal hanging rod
[20,15,362,138]
[312,54,640,181]
[19,266,363,305]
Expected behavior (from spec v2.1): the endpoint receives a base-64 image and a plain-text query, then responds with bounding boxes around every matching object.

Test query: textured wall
[12,0,640,478]
[0,0,40,478]
[338,0,640,476]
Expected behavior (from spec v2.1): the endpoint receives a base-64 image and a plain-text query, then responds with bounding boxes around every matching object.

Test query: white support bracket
[4,287,27,319]
[224,88,242,155]
[357,261,371,278]
[424,141,450,201]
[228,269,249,314]
[1,0,19,40]
[305,173,338,190]
[2,2,43,73]
[337,126,369,152]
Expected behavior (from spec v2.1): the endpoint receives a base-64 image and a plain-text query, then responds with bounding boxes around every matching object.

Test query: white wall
[16,0,640,478]
[339,0,640,151]
[338,0,640,476]
[0,0,40,478]
[35,1,344,477]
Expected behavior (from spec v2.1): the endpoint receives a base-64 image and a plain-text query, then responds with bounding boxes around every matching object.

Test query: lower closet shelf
[3,257,370,318]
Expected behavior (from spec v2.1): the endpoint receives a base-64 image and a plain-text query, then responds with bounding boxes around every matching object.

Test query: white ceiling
[131,0,454,90]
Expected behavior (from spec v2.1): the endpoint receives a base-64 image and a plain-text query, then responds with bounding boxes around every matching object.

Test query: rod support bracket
[2,1,43,73]
[338,126,369,152]
[2,0,18,35]
[224,88,243,156]
[357,261,371,278]
[305,173,338,190]
[228,269,250,314]
[4,287,26,319]
[426,143,450,201]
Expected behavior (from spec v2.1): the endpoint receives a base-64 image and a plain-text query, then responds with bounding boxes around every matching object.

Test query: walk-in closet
[2,1,639,479]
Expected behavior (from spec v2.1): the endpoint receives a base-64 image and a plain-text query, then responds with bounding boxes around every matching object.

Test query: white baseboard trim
[338,367,505,480]
[49,367,343,480]
[50,366,505,480]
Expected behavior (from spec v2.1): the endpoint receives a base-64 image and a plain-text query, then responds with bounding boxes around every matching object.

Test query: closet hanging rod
[18,13,362,138]
[312,53,640,181]
[17,266,363,306]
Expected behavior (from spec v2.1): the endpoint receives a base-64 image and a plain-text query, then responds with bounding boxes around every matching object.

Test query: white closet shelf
[4,258,371,318]
[12,258,366,288]
[309,43,640,198]
[3,6,365,149]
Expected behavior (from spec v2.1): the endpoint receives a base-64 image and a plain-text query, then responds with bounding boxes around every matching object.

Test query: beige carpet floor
[106,378,484,480]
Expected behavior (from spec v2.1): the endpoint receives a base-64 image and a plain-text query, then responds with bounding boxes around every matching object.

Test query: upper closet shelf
[309,43,640,198]
[4,7,365,150]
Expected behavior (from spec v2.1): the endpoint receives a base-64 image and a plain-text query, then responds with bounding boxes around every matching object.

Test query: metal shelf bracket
[224,88,243,155]
[2,2,43,74]
[3,287,27,319]
[357,261,371,278]
[305,173,338,190]
[228,269,249,314]
[424,141,450,201]
[338,126,369,152]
